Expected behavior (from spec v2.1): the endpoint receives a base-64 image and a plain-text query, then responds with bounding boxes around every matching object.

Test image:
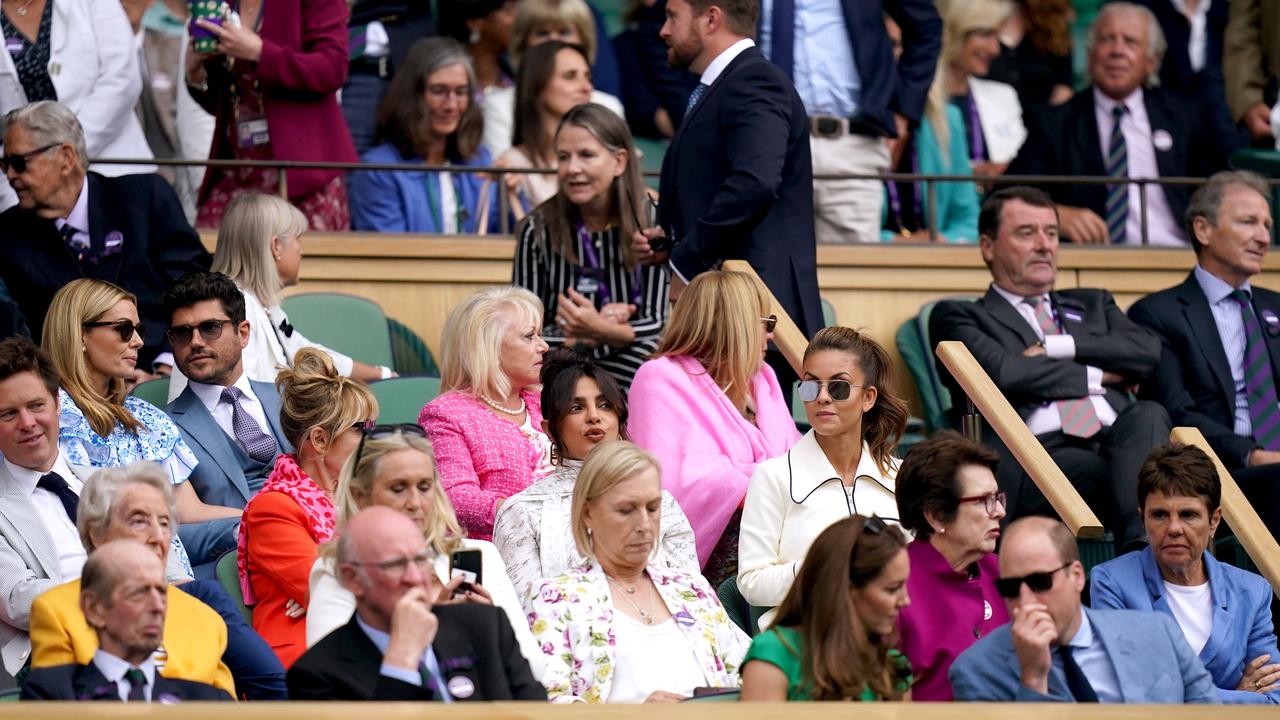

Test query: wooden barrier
[721,260,808,375]
[1169,427,1280,597]
[934,341,1105,538]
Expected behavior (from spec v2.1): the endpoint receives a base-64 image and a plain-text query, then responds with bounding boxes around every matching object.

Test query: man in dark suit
[288,507,546,701]
[931,187,1170,550]
[21,540,231,702]
[0,101,211,371]
[162,272,291,570]
[1008,3,1224,246]
[1128,171,1280,536]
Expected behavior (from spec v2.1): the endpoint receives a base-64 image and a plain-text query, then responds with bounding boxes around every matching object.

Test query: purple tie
[1231,289,1280,450]
[1027,297,1102,438]
[220,386,278,463]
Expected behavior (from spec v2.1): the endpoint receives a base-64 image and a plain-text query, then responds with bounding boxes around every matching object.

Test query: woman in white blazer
[738,327,909,628]
[0,0,153,211]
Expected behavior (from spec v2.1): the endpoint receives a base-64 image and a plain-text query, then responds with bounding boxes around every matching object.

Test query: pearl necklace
[607,576,655,625]
[481,395,525,416]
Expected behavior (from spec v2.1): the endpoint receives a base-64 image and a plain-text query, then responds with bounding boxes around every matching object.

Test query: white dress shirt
[91,648,157,702]
[1169,0,1210,71]
[1092,87,1187,246]
[188,373,272,443]
[354,614,452,701]
[699,37,754,88]
[1193,264,1253,437]
[4,452,86,579]
[1062,608,1122,702]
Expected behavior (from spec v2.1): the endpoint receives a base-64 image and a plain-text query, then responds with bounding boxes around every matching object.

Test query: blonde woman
[237,348,377,668]
[627,271,800,581]
[419,286,552,541]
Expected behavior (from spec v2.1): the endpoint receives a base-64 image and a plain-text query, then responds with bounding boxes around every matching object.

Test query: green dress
[741,626,913,701]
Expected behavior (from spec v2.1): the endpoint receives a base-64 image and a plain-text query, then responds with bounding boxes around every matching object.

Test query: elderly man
[0,101,210,371]
[930,186,1169,551]
[949,516,1218,703]
[287,506,546,701]
[21,540,230,702]
[1009,1,1223,245]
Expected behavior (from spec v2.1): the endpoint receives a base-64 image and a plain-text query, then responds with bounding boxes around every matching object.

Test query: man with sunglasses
[950,516,1217,703]
[0,101,210,372]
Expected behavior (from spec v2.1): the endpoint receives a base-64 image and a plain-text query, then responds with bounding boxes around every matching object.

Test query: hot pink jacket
[627,356,799,567]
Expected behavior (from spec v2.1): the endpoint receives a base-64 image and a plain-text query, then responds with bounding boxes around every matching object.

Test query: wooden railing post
[721,260,807,376]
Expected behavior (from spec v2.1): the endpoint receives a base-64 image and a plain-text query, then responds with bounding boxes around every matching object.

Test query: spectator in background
[438,0,518,95]
[985,0,1075,111]
[349,38,501,234]
[237,348,377,668]
[342,0,436,154]
[613,0,699,139]
[512,104,668,390]
[419,287,553,541]
[1223,0,1279,146]
[185,0,358,230]
[0,280,29,341]
[0,0,155,212]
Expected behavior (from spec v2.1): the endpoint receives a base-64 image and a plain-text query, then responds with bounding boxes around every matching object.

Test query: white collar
[699,37,754,87]
[1093,85,1145,117]
[1065,607,1094,650]
[990,282,1049,309]
[3,450,76,494]
[189,372,257,414]
[91,648,157,686]
[786,430,896,500]
[56,176,90,234]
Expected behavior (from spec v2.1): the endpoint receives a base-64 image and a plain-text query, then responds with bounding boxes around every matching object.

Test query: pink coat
[628,355,800,566]
[419,389,546,540]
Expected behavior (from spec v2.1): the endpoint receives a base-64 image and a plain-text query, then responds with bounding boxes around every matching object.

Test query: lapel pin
[1262,310,1280,336]
[446,675,475,699]
[1153,130,1173,152]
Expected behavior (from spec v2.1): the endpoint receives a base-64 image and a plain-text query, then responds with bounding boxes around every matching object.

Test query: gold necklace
[12,0,36,16]
[607,576,655,625]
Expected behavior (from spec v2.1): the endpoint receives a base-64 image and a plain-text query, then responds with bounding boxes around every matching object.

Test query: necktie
[1104,104,1128,245]
[419,658,451,702]
[124,667,148,702]
[1027,297,1102,438]
[684,83,709,118]
[60,223,89,260]
[220,386,278,464]
[1230,289,1280,449]
[1059,646,1099,702]
[37,471,79,523]
[769,0,794,78]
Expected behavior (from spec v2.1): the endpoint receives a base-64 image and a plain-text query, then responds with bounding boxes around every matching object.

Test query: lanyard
[966,94,987,163]
[575,223,641,307]
[885,144,921,234]
[424,171,464,233]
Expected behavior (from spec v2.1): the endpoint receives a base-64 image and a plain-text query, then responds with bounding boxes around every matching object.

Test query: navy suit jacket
[1091,548,1280,704]
[0,172,210,366]
[166,380,292,509]
[21,661,232,701]
[949,607,1218,703]
[659,45,823,338]
[1128,272,1280,469]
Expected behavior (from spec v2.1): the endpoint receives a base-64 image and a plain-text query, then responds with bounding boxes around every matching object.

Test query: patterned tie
[684,83,709,118]
[1104,104,1128,245]
[1231,289,1280,450]
[220,386,279,464]
[124,667,148,702]
[60,223,89,261]
[1059,646,1099,702]
[37,471,79,523]
[1027,297,1102,438]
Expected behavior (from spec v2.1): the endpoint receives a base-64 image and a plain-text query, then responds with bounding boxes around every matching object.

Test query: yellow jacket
[29,579,234,697]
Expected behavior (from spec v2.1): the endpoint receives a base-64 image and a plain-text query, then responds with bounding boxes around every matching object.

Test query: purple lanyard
[967,94,987,163]
[885,144,922,226]
[576,223,641,307]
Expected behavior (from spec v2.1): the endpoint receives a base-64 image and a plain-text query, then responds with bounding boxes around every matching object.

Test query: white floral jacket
[528,562,750,703]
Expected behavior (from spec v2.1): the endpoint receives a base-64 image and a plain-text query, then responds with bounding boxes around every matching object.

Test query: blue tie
[1104,104,1128,244]
[684,82,709,118]
[769,0,794,77]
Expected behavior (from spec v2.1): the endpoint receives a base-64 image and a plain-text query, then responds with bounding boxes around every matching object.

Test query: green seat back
[716,576,754,637]
[387,318,440,376]
[682,690,741,702]
[370,376,442,425]
[1228,149,1280,244]
[1077,533,1116,578]
[898,296,977,432]
[820,297,836,328]
[215,550,253,625]
[280,293,393,368]
[130,377,171,408]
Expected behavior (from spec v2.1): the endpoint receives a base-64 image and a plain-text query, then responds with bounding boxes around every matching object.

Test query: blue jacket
[1091,547,1280,704]
[349,143,501,233]
[881,103,979,243]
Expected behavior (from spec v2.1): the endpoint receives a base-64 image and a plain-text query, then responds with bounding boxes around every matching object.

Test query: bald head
[1001,516,1079,566]
[80,540,167,665]
[337,506,437,632]
[338,505,424,565]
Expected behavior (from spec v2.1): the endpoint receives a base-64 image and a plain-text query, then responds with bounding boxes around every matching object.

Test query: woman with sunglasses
[628,270,799,585]
[893,431,1009,701]
[238,347,377,668]
[304,423,543,674]
[740,514,912,701]
[43,279,237,576]
[739,327,908,629]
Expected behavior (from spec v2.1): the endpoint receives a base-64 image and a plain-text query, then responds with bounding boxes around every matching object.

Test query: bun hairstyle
[276,347,378,450]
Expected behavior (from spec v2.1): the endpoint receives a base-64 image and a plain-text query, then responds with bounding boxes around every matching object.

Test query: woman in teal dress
[740,515,913,701]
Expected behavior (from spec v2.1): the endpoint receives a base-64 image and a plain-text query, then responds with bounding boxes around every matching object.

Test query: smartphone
[449,548,483,596]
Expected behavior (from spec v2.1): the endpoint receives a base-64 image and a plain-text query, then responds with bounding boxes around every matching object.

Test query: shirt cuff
[1043,334,1075,360]
[1086,365,1104,395]
[379,663,422,687]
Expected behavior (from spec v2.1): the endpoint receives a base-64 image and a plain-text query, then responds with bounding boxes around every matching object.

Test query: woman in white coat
[738,327,909,628]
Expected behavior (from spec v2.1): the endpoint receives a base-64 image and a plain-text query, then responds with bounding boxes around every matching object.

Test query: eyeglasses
[82,319,145,342]
[956,490,1007,516]
[352,423,428,470]
[994,562,1073,599]
[0,143,60,174]
[797,379,862,402]
[352,552,436,578]
[864,516,888,536]
[167,319,233,346]
[760,315,777,333]
[426,84,471,102]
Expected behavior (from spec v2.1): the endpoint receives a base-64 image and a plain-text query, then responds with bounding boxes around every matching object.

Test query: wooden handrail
[1169,427,1280,597]
[934,341,1105,538]
[721,260,807,376]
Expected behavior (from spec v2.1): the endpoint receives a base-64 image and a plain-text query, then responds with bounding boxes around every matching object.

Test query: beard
[666,32,702,71]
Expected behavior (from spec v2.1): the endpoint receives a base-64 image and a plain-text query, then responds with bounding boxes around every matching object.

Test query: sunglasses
[956,490,1007,516]
[352,423,427,469]
[167,319,234,346]
[760,315,777,333]
[994,562,1073,599]
[82,319,145,343]
[0,143,60,174]
[797,379,863,402]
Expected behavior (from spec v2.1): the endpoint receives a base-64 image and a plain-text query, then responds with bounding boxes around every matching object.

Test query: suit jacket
[0,172,211,366]
[1091,548,1280,704]
[21,661,231,701]
[931,286,1162,426]
[1224,0,1280,122]
[658,45,824,338]
[286,605,546,701]
[166,380,292,509]
[1128,272,1280,469]
[949,607,1219,703]
[1008,86,1223,238]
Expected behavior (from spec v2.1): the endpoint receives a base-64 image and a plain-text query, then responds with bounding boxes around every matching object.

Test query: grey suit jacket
[949,607,1219,703]
[166,380,292,509]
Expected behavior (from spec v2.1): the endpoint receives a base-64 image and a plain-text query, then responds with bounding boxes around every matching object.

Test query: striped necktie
[1027,296,1102,438]
[1231,289,1280,449]
[1104,104,1128,245]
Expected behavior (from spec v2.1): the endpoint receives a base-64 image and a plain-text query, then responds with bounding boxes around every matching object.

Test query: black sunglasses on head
[0,143,60,174]
[994,562,1073,599]
[82,319,145,343]
[167,318,235,346]
[352,423,428,469]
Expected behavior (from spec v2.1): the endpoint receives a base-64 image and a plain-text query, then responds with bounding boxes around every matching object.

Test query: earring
[549,444,560,466]
[469,28,481,44]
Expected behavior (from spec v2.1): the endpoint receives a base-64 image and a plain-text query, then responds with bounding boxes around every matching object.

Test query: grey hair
[1185,170,1273,254]
[3,101,88,170]
[211,192,306,307]
[77,462,178,552]
[1089,1,1166,87]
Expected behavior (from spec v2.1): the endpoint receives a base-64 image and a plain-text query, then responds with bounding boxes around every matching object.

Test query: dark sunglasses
[0,143,60,174]
[797,379,863,402]
[864,516,888,535]
[956,490,1007,516]
[82,319,145,343]
[352,423,428,469]
[760,314,777,333]
[994,562,1073,599]
[167,319,234,346]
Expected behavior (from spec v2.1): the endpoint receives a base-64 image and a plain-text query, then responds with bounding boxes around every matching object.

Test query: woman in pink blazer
[628,271,800,585]
[419,286,552,540]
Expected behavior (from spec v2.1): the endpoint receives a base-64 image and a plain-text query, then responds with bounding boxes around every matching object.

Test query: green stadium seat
[682,689,741,702]
[370,376,442,425]
[130,377,171,408]
[1229,149,1280,245]
[215,550,253,625]
[280,293,393,369]
[897,296,977,433]
[387,318,440,376]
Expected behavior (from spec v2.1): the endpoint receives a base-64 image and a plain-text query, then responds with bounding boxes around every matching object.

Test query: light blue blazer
[949,607,1218,703]
[1091,547,1280,704]
[349,143,502,233]
[881,103,980,244]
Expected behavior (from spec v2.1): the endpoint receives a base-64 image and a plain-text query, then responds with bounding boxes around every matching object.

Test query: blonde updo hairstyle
[570,440,661,559]
[276,347,378,452]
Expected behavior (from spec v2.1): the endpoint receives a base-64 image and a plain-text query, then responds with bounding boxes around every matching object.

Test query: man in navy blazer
[162,273,292,570]
[950,516,1218,703]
